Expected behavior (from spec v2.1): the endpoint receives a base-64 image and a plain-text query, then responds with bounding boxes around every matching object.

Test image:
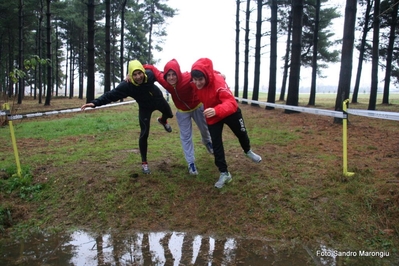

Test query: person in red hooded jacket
[191,58,262,189]
[144,59,213,175]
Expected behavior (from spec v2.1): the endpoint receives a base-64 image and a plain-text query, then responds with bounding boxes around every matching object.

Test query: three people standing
[81,58,262,189]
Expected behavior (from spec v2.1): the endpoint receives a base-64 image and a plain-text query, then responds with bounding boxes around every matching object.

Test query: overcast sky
[154,0,236,84]
[153,0,378,91]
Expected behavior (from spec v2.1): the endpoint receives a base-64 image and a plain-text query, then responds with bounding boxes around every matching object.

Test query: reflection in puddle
[0,230,396,265]
[64,231,303,265]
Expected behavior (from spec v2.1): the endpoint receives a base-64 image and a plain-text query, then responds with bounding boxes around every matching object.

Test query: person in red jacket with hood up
[144,59,213,175]
[191,58,262,189]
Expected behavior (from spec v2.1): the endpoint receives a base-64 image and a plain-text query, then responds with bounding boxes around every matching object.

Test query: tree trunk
[382,0,397,104]
[111,12,117,90]
[280,8,292,102]
[18,0,24,104]
[55,20,59,97]
[7,39,13,98]
[147,2,155,63]
[104,0,111,92]
[86,0,95,103]
[285,0,303,112]
[64,39,69,97]
[69,53,75,98]
[267,0,278,109]
[242,0,251,104]
[251,0,263,106]
[79,0,85,99]
[368,0,380,110]
[234,0,240,98]
[308,0,321,106]
[37,0,44,102]
[44,0,52,106]
[79,35,84,99]
[120,0,127,81]
[352,0,372,104]
[334,0,357,121]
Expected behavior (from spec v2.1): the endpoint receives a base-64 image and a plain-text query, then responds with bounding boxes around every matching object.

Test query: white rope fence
[1,100,137,121]
[235,98,345,118]
[2,98,399,122]
[235,97,399,121]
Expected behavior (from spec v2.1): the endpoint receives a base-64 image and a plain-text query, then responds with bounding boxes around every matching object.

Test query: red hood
[191,58,238,125]
[191,58,215,88]
[163,59,183,84]
[145,59,202,112]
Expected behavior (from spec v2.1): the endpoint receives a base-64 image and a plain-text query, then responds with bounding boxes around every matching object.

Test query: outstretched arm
[144,64,170,89]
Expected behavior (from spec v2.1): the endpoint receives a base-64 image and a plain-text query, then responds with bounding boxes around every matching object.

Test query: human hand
[81,103,95,111]
[203,108,215,118]
[125,74,132,83]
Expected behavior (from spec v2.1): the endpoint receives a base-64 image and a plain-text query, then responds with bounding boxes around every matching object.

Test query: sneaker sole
[247,156,262,163]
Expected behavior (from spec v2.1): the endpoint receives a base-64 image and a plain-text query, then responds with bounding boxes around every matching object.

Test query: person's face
[166,70,177,86]
[132,70,145,84]
[192,76,206,89]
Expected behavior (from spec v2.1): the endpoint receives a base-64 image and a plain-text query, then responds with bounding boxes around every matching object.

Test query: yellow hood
[128,60,148,86]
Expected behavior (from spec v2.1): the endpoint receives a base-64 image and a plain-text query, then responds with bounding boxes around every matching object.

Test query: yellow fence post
[342,99,355,177]
[3,103,22,178]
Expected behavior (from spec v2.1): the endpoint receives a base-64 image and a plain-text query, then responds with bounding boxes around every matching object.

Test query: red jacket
[191,58,238,125]
[144,59,202,112]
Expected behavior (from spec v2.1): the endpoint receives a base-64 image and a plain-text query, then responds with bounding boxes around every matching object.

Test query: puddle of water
[0,230,396,265]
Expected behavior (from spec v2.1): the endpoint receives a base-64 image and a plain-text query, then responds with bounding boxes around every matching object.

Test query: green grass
[11,112,132,140]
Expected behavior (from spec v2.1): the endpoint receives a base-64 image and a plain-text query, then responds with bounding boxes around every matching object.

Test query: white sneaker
[246,150,262,163]
[188,163,198,175]
[214,172,232,189]
[142,163,151,174]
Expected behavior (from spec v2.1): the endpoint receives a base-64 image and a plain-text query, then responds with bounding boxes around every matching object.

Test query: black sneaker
[157,117,172,133]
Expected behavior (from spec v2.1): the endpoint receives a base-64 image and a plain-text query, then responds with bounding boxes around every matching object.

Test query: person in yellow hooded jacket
[81,60,173,174]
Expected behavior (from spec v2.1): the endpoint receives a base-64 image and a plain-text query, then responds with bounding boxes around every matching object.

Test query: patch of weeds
[279,168,292,179]
[106,193,116,204]
[0,166,44,201]
[326,170,351,183]
[8,220,42,240]
[365,231,394,250]
[0,206,12,232]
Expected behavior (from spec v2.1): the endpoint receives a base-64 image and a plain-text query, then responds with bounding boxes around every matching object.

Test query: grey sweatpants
[175,104,212,165]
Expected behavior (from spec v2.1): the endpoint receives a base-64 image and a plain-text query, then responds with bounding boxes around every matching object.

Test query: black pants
[138,99,173,162]
[207,108,251,173]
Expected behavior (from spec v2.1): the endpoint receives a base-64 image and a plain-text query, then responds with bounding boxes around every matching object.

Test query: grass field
[1,94,399,265]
